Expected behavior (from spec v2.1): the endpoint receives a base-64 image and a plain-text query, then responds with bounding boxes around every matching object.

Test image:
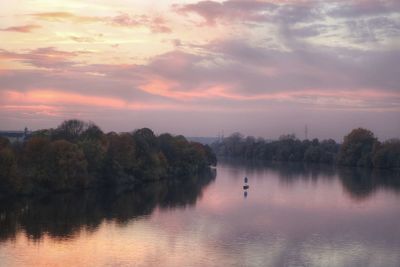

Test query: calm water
[0,161,400,267]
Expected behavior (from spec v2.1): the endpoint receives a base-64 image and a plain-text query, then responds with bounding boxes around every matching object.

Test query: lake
[0,161,399,267]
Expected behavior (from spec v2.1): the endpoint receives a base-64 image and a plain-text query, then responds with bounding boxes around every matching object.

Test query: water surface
[0,161,399,267]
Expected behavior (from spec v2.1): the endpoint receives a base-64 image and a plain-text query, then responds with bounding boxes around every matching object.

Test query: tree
[50,140,89,190]
[0,137,10,150]
[79,139,106,177]
[0,147,20,192]
[338,128,377,167]
[211,132,339,164]
[104,133,137,182]
[81,122,104,141]
[304,146,321,163]
[372,139,400,169]
[54,119,88,141]
[133,128,158,155]
[0,119,217,194]
[23,136,54,186]
[225,133,244,157]
[204,145,217,166]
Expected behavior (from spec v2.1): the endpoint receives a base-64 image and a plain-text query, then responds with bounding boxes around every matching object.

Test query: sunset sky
[1,0,399,140]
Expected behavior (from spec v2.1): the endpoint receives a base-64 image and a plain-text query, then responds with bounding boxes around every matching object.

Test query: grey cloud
[346,20,379,43]
[174,0,399,49]
[174,0,321,26]
[173,0,276,25]
[328,0,400,18]
[0,47,82,69]
[146,39,400,96]
[344,16,400,44]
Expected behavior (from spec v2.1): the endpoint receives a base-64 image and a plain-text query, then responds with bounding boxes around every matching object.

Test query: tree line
[211,128,400,169]
[0,119,217,195]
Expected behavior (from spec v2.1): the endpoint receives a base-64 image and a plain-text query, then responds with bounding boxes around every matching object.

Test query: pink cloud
[0,47,87,69]
[1,24,41,33]
[110,13,171,33]
[0,89,208,116]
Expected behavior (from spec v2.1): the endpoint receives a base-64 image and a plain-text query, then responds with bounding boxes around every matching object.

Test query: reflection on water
[0,161,399,267]
[0,170,216,242]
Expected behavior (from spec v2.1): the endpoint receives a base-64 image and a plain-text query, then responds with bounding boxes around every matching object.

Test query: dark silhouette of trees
[50,140,89,190]
[53,119,88,141]
[0,119,217,196]
[212,134,339,164]
[0,137,10,149]
[212,128,399,169]
[337,128,377,167]
[23,136,54,187]
[372,139,400,169]
[0,143,19,192]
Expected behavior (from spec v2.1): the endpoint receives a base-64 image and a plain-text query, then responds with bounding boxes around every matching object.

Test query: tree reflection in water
[1,161,399,245]
[0,169,216,242]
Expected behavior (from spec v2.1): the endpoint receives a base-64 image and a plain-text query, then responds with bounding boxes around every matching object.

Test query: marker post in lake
[243,177,249,198]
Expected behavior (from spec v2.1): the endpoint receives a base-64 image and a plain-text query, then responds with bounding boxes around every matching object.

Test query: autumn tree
[0,141,20,193]
[50,140,89,190]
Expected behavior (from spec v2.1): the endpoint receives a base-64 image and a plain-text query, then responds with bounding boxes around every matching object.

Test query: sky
[0,0,399,140]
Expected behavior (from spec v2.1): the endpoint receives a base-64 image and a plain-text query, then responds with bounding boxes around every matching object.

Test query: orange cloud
[140,76,400,101]
[140,79,227,100]
[30,11,172,34]
[31,12,99,23]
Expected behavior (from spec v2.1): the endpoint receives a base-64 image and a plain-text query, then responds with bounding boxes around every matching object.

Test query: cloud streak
[31,12,99,23]
[0,47,85,69]
[30,11,172,33]
[0,24,41,33]
[111,13,172,33]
